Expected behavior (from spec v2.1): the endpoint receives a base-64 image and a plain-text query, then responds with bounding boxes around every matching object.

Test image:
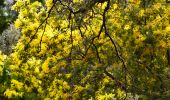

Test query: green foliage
[0,0,170,99]
[0,24,20,55]
[0,0,17,34]
[0,11,8,34]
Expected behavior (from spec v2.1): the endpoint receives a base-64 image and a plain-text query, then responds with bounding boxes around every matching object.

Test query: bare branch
[24,1,57,50]
[101,0,127,99]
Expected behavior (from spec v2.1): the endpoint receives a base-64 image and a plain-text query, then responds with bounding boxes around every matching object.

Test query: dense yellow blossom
[42,58,50,73]
[0,0,169,99]
[4,89,22,98]
[11,79,24,90]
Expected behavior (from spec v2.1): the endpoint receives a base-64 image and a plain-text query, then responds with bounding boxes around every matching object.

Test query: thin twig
[24,1,57,50]
[102,0,128,99]
[38,20,47,52]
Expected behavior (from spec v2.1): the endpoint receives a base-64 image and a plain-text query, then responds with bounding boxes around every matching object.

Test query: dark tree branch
[104,68,126,91]
[38,20,47,52]
[24,1,57,50]
[101,0,128,99]
[92,43,101,63]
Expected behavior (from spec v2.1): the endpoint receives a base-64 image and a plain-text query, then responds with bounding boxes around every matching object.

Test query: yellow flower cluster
[4,89,22,98]
[0,0,169,99]
[11,79,24,90]
[0,51,6,75]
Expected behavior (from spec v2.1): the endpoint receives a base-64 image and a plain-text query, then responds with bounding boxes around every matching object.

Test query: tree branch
[102,0,128,99]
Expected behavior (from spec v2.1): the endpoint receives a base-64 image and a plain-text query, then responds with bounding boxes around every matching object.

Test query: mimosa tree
[0,0,170,99]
